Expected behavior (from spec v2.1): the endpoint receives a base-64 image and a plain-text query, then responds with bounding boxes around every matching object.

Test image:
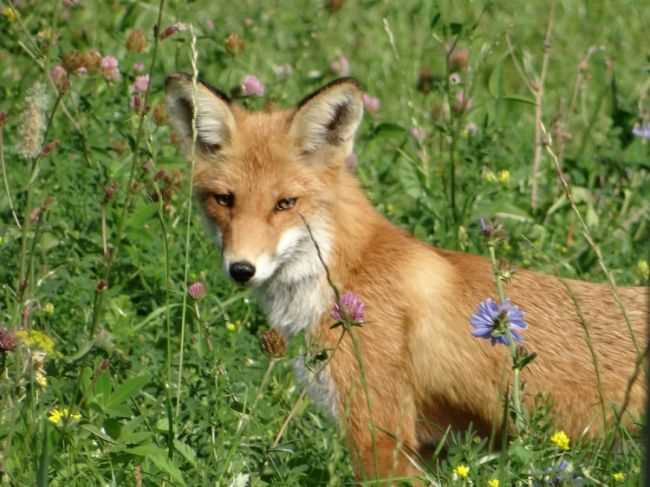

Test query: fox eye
[213,193,234,207]
[275,197,297,211]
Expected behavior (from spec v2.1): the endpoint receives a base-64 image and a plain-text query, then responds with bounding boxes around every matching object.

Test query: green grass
[1,0,649,485]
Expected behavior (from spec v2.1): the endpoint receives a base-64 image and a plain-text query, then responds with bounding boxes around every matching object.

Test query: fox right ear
[165,73,235,156]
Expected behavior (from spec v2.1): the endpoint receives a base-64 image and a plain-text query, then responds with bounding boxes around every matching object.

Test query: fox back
[166,74,648,483]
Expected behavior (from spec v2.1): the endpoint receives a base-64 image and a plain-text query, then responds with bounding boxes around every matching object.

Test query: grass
[1,0,649,485]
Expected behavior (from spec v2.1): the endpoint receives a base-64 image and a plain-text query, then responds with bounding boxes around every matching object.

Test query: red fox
[165,74,648,483]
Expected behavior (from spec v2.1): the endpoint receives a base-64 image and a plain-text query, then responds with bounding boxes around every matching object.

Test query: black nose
[229,261,256,283]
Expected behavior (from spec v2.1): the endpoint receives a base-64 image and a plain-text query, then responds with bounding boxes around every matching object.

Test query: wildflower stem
[541,123,639,355]
[488,244,525,432]
[175,22,198,419]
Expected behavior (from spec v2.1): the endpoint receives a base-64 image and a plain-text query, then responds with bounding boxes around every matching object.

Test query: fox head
[165,74,364,288]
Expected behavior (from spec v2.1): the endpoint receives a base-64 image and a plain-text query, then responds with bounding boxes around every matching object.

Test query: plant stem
[488,244,524,432]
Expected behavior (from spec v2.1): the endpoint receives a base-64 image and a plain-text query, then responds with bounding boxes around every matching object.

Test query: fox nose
[229,261,256,283]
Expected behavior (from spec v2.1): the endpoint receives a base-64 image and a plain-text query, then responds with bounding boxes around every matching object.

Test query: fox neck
[255,170,381,338]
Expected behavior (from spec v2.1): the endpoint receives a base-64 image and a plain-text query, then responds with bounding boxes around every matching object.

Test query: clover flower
[470,298,527,346]
[132,74,149,93]
[50,64,69,92]
[331,291,365,324]
[100,55,121,82]
[240,75,265,96]
[550,430,570,450]
[362,93,380,113]
[330,54,350,76]
[188,281,206,300]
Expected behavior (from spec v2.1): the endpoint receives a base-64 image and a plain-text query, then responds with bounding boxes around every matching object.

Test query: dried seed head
[18,82,48,159]
[0,328,17,353]
[126,29,147,53]
[260,329,287,358]
[416,68,434,94]
[152,103,167,126]
[327,0,346,12]
[448,47,469,72]
[225,33,245,55]
[83,49,102,72]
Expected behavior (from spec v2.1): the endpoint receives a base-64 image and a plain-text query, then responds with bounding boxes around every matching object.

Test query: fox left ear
[289,78,364,158]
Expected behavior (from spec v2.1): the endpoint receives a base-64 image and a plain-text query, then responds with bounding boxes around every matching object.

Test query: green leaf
[81,424,118,444]
[500,95,536,106]
[105,374,149,410]
[37,420,50,487]
[173,439,198,468]
[126,444,186,486]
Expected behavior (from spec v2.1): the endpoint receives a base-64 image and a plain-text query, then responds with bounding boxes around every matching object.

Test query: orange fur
[166,74,648,484]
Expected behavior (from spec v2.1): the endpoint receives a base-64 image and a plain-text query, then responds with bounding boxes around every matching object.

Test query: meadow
[1,0,649,485]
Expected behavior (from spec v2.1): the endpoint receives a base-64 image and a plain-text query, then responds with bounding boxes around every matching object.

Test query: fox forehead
[193,110,331,195]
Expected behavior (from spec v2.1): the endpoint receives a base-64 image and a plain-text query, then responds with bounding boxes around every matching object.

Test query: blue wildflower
[470,298,527,346]
[633,123,650,139]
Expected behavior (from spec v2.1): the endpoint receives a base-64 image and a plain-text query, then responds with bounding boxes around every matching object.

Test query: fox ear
[290,78,363,157]
[165,73,235,156]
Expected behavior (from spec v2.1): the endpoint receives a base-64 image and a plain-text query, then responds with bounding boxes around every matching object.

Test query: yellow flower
[15,329,56,354]
[550,430,570,450]
[612,472,625,482]
[48,407,81,426]
[1,6,18,22]
[637,259,649,280]
[487,480,499,487]
[226,320,239,332]
[43,303,55,315]
[497,170,510,184]
[453,464,470,479]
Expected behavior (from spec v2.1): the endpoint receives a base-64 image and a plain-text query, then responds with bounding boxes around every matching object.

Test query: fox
[165,73,648,483]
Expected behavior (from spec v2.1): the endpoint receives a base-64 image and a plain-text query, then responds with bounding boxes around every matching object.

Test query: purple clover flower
[188,281,206,300]
[632,123,650,139]
[331,291,365,324]
[470,298,527,346]
[240,75,265,97]
[362,93,380,113]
